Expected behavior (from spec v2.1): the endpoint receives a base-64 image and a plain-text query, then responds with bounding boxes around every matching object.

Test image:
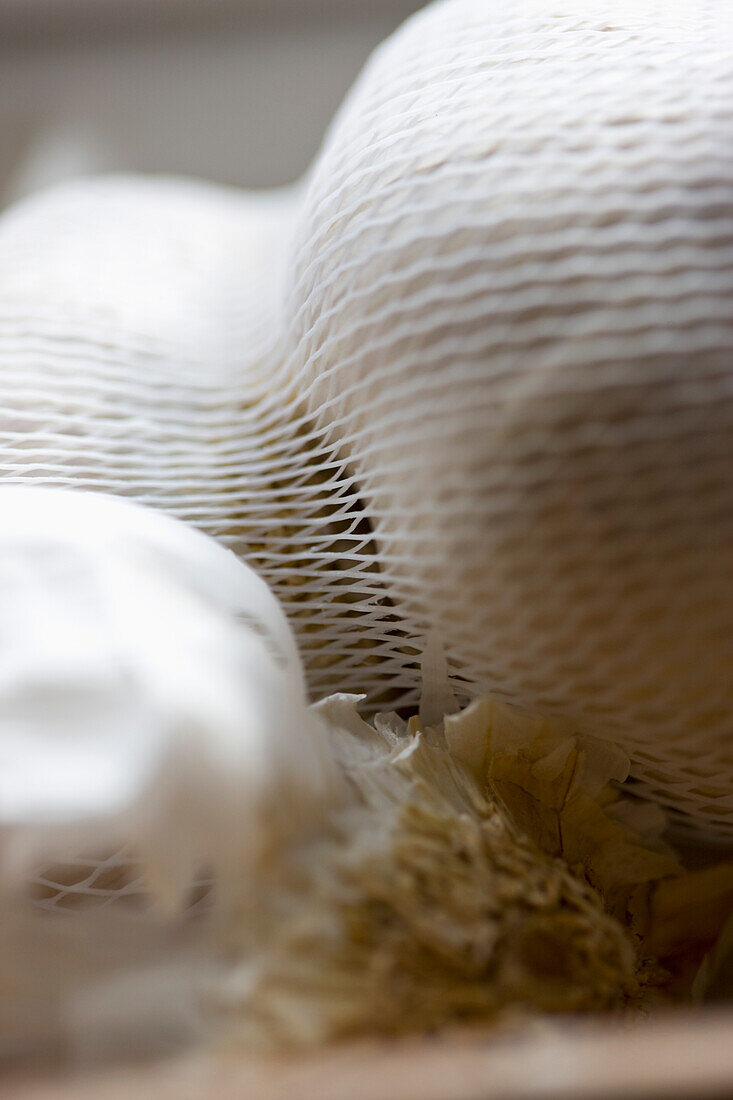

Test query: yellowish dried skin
[216,698,643,1047]
[212,694,733,1049]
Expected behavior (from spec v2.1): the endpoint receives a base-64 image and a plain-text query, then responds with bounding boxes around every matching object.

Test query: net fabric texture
[0,0,731,896]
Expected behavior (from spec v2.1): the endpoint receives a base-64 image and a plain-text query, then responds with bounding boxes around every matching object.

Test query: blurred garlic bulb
[0,486,334,909]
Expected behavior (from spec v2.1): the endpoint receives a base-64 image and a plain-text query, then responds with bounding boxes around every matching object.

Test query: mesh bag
[0,0,732,889]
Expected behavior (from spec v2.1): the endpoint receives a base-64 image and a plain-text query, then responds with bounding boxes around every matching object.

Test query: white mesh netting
[0,0,732,924]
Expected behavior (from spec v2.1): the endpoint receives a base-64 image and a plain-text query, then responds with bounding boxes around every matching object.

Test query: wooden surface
[9,1009,733,1100]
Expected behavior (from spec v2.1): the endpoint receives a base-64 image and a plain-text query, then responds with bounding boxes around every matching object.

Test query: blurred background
[0,0,422,206]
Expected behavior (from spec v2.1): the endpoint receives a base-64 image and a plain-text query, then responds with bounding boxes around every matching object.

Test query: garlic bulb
[0,486,334,909]
[286,0,733,842]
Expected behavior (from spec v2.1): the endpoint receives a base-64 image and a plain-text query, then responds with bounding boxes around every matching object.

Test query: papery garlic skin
[0,487,334,909]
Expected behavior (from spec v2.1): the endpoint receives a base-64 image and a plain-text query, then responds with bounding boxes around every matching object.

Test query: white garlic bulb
[0,486,334,909]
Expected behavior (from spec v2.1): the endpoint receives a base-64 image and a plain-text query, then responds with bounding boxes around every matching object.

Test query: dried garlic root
[207,691,733,1049]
